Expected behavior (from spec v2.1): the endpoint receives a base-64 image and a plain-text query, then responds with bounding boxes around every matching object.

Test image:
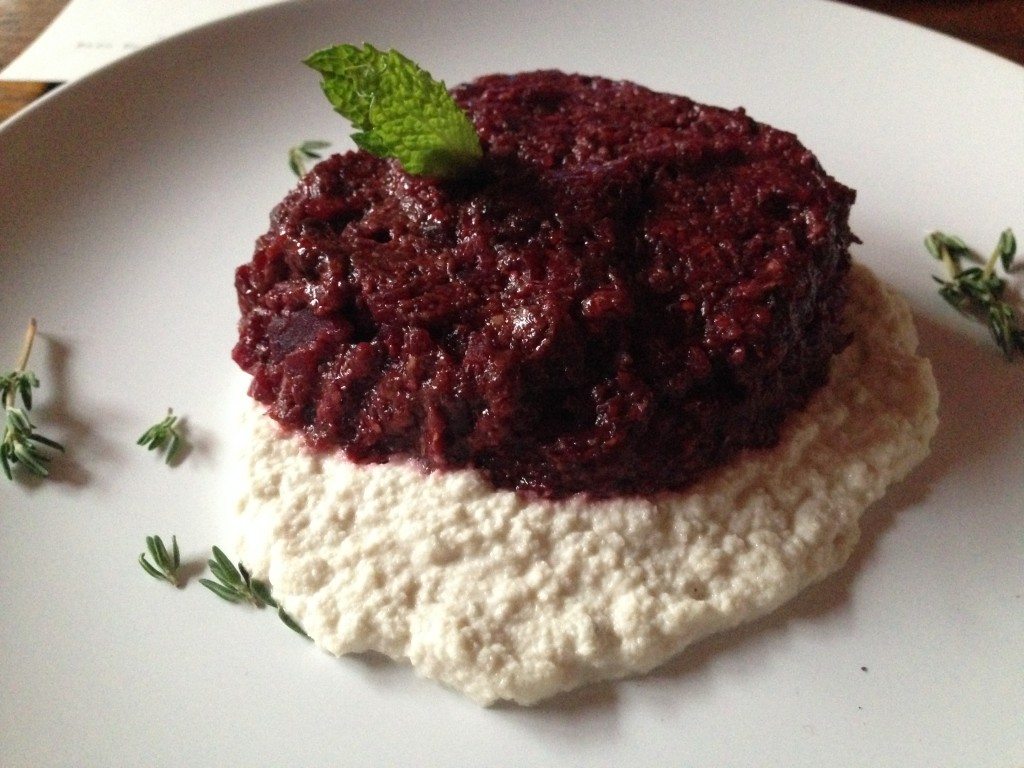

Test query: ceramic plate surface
[1,1,1022,765]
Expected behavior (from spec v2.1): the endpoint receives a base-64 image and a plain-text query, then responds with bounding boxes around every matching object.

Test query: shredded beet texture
[233,71,856,498]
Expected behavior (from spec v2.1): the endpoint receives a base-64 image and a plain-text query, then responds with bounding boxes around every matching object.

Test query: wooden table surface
[1,0,1022,122]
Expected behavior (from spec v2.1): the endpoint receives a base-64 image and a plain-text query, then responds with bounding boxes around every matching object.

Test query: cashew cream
[232,263,938,705]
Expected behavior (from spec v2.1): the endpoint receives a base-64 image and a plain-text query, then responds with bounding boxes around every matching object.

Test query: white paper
[1,0,283,83]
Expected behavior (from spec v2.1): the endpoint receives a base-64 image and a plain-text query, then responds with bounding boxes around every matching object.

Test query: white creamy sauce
[232,263,939,705]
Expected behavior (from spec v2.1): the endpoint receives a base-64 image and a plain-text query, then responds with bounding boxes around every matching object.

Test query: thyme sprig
[200,546,310,637]
[137,408,184,464]
[926,229,1023,360]
[1,319,64,480]
[138,539,309,637]
[139,534,181,586]
[287,139,331,177]
[200,546,276,607]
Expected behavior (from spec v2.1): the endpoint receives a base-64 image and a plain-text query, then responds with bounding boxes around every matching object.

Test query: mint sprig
[304,43,482,179]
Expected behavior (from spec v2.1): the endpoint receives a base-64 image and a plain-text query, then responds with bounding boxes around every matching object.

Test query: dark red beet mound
[233,71,855,498]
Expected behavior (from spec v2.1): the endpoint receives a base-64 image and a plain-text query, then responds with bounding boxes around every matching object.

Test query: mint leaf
[304,43,482,179]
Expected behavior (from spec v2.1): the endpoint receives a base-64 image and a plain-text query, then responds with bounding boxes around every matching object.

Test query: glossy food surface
[234,71,856,497]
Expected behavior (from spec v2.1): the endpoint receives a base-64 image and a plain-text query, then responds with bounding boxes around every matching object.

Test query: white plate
[1,1,1022,765]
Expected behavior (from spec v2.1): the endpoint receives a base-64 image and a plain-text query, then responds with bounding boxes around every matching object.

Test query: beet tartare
[233,70,856,498]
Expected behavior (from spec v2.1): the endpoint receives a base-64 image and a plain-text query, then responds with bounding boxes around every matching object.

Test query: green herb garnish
[304,43,482,179]
[276,606,310,638]
[926,228,1023,360]
[200,545,275,607]
[139,534,181,586]
[137,408,185,464]
[1,319,64,480]
[0,369,38,411]
[288,139,331,177]
[200,546,309,637]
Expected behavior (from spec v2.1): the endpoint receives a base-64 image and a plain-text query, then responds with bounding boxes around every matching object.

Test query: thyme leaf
[139,534,181,587]
[925,228,1023,360]
[277,606,311,638]
[200,546,309,637]
[287,139,331,177]
[200,546,275,608]
[1,319,64,481]
[137,408,185,464]
[0,370,39,411]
